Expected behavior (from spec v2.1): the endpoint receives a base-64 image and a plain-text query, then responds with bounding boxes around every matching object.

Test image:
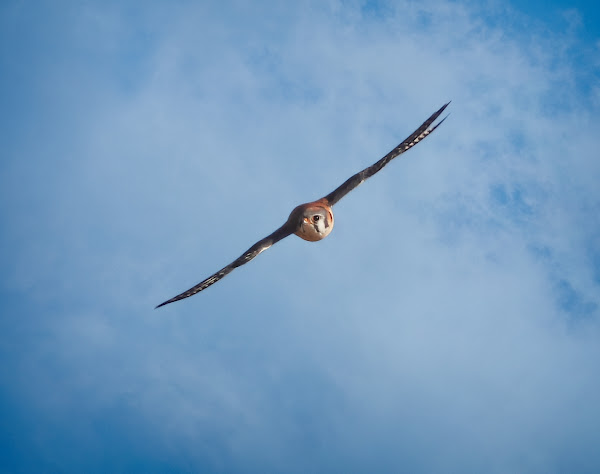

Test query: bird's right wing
[156,222,294,308]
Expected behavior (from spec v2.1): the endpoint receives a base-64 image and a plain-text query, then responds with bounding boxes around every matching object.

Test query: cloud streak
[1,0,599,472]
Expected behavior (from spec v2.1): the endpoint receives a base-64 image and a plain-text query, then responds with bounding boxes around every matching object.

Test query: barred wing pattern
[156,224,294,308]
[323,102,449,206]
[156,102,449,308]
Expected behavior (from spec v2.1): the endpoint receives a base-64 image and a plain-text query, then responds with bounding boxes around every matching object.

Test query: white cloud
[1,0,599,472]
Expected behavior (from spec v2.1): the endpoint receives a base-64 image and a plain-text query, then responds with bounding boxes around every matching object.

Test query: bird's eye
[313,215,320,222]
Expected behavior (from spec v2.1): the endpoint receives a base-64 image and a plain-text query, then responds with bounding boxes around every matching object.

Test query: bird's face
[290,201,334,242]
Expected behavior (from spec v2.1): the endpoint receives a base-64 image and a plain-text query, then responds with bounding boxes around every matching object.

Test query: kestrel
[156,102,449,308]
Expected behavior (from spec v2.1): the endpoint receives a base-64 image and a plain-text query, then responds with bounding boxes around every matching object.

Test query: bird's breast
[295,224,333,241]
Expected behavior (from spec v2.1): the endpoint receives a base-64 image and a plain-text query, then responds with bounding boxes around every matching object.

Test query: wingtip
[439,101,451,114]
[438,113,451,125]
[430,100,452,133]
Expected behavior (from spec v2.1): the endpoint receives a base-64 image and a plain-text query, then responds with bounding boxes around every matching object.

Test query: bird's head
[289,200,334,242]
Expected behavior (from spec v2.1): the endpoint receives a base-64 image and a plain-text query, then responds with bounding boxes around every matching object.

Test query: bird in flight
[156,102,450,308]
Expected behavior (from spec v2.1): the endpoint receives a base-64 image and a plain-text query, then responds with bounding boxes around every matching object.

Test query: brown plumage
[156,102,449,308]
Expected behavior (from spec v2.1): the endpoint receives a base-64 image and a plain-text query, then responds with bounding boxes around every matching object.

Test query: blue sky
[1,0,599,472]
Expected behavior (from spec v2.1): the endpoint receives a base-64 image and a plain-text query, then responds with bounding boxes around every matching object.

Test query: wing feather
[156,103,449,307]
[323,102,450,206]
[156,223,294,308]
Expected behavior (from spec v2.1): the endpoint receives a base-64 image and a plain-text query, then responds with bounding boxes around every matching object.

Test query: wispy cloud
[1,0,599,472]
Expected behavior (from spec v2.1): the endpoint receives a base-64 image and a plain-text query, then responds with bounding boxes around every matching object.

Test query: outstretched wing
[156,223,294,308]
[322,102,450,207]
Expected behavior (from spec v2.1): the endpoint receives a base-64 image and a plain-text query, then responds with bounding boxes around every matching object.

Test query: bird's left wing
[156,222,294,308]
[322,102,450,207]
